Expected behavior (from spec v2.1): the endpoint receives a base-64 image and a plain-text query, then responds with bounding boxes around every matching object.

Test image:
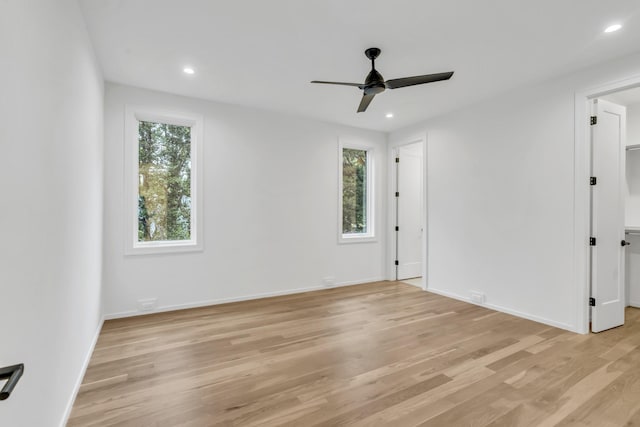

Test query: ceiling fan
[311,47,454,113]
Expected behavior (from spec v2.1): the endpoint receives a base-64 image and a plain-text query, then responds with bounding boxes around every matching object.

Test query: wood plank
[68,282,640,426]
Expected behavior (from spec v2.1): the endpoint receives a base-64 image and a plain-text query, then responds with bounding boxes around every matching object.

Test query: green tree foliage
[138,121,192,242]
[342,148,367,234]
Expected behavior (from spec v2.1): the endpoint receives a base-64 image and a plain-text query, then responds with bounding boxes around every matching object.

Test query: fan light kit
[312,47,454,113]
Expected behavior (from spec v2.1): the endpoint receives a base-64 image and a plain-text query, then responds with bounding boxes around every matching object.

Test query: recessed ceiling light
[604,24,622,33]
[385,113,394,118]
[183,67,195,75]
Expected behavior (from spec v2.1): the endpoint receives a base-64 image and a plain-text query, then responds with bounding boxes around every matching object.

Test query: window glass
[342,148,368,235]
[137,120,192,242]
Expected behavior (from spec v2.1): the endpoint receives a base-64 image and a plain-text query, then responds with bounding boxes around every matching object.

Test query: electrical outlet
[470,291,486,305]
[322,276,336,287]
[137,298,157,312]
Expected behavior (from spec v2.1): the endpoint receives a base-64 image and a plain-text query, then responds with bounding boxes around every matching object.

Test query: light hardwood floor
[69,282,640,426]
[400,278,423,288]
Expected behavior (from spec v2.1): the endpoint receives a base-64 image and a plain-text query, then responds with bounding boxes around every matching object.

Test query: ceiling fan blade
[385,71,454,89]
[311,80,364,89]
[357,94,375,113]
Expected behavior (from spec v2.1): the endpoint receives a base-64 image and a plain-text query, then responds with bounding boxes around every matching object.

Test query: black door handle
[622,240,631,247]
[0,364,24,401]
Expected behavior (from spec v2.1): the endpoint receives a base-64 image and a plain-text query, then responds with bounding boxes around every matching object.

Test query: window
[125,107,203,254]
[338,141,375,243]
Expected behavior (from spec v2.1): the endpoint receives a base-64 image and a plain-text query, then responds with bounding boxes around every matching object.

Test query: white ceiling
[79,0,640,132]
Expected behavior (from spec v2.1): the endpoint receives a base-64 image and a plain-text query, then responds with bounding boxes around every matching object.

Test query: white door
[397,142,423,280]
[591,98,627,333]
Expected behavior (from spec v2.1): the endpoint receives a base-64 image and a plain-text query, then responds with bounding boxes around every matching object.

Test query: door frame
[387,134,428,290]
[574,73,640,334]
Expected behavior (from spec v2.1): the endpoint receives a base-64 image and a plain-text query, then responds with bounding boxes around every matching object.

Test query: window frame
[338,139,376,244]
[124,105,204,255]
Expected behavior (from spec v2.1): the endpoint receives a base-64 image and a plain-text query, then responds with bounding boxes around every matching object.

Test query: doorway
[599,88,640,320]
[391,138,427,288]
[575,78,640,333]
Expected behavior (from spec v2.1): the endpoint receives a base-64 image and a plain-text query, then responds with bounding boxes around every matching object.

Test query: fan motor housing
[364,83,386,95]
[364,69,386,95]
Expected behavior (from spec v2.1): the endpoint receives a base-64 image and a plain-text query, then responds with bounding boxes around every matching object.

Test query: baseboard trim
[629,300,640,308]
[60,316,104,427]
[425,286,576,333]
[104,277,385,320]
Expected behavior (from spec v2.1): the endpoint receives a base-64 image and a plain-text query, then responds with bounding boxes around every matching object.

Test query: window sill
[338,234,378,244]
[125,240,203,256]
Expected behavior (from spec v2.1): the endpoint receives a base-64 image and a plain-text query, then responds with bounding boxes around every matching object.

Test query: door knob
[622,240,631,247]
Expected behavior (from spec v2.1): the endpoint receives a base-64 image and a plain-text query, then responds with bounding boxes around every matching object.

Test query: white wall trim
[104,278,386,320]
[337,138,377,243]
[422,134,429,292]
[59,317,104,427]
[387,134,428,291]
[426,286,576,333]
[123,105,205,256]
[574,72,640,334]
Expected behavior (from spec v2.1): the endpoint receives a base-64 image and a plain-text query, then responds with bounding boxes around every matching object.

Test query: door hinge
[590,237,596,246]
[589,297,596,307]
[395,157,400,163]
[394,260,399,266]
[395,226,399,231]
[590,116,597,125]
[590,177,597,185]
[395,191,400,197]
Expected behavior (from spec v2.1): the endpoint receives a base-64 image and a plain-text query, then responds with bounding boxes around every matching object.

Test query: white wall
[626,103,640,307]
[626,103,640,227]
[628,103,640,146]
[0,1,104,426]
[103,83,387,318]
[625,230,640,307]
[390,52,640,332]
